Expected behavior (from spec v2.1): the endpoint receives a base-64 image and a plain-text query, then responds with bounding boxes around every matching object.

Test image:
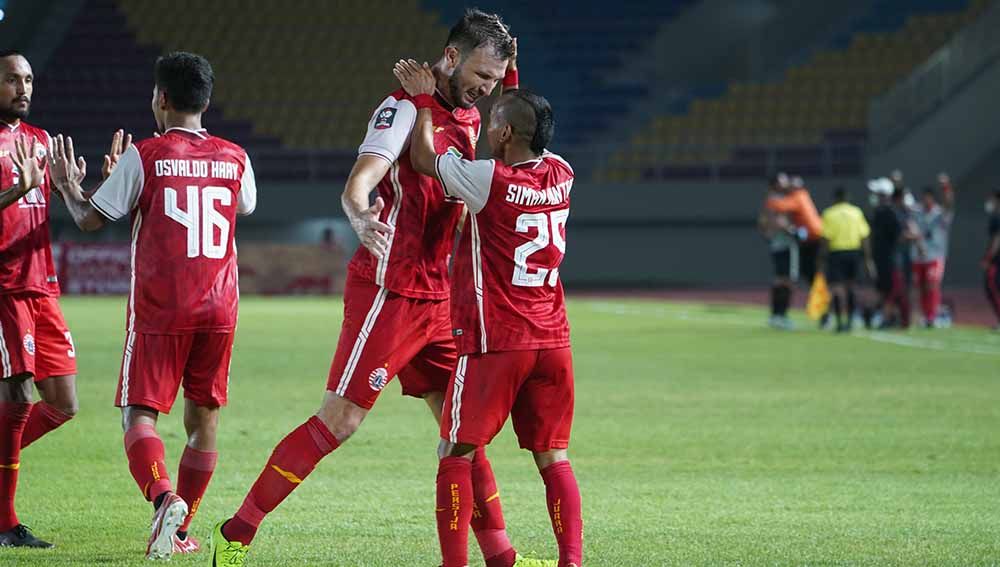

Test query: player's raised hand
[50,134,87,197]
[351,196,394,259]
[393,59,435,97]
[10,136,45,195]
[508,37,518,73]
[102,129,133,180]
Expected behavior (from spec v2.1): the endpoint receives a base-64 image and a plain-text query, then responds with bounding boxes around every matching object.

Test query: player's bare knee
[316,392,367,442]
[183,404,220,449]
[37,375,79,416]
[438,440,476,460]
[0,375,33,402]
[121,405,159,431]
[532,448,569,471]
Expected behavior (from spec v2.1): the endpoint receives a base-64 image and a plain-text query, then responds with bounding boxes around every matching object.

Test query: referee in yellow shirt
[820,186,875,332]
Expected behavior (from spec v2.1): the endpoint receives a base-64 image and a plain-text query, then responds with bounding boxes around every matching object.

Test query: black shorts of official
[874,259,894,294]
[772,248,799,279]
[826,250,862,284]
[798,240,819,283]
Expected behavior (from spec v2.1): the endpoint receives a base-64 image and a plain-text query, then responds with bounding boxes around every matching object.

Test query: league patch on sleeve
[374,107,398,130]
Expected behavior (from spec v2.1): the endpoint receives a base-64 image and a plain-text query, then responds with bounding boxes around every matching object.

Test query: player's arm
[0,136,45,212]
[49,135,103,231]
[765,194,796,214]
[342,155,394,258]
[51,133,139,231]
[343,91,419,258]
[863,237,876,280]
[938,172,955,212]
[395,60,494,213]
[236,151,257,216]
[502,38,519,93]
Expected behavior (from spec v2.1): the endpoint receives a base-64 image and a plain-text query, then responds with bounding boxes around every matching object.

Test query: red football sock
[926,287,941,322]
[177,446,218,532]
[437,456,474,567]
[224,416,339,545]
[124,424,173,503]
[20,401,73,449]
[0,402,31,532]
[540,461,583,567]
[921,286,934,322]
[471,447,516,567]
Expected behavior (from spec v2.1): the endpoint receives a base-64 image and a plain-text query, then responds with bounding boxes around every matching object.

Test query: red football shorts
[326,275,456,410]
[440,347,574,452]
[0,294,77,381]
[115,331,234,413]
[913,258,945,287]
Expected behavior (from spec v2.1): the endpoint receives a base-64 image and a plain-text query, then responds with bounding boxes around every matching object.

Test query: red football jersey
[90,128,257,334]
[348,89,480,299]
[0,121,58,297]
[435,151,574,354]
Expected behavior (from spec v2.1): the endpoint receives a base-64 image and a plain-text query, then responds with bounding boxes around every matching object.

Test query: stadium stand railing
[597,0,991,183]
[869,0,1000,152]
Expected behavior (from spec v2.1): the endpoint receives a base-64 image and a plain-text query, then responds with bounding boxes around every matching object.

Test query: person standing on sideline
[910,174,955,328]
[766,173,823,291]
[758,176,797,329]
[983,191,1000,330]
[819,187,874,333]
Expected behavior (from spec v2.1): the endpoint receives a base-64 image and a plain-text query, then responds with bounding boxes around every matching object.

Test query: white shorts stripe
[448,355,468,443]
[120,331,136,405]
[470,216,488,353]
[0,315,12,377]
[335,287,389,396]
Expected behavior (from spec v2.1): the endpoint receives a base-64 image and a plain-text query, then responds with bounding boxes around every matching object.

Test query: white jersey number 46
[164,185,232,259]
[512,210,568,287]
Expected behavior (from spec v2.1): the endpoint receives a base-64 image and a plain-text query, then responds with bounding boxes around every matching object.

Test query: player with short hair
[394,59,582,567]
[210,10,549,567]
[0,50,84,549]
[49,51,257,560]
[910,176,955,328]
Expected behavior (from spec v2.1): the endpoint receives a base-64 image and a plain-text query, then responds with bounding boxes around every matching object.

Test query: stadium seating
[600,0,992,182]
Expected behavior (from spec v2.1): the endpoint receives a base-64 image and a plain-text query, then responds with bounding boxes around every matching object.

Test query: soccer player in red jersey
[210,10,547,567]
[395,60,582,567]
[49,52,257,560]
[0,50,84,549]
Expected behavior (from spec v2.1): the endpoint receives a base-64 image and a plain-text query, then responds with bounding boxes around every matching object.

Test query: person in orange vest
[766,173,823,295]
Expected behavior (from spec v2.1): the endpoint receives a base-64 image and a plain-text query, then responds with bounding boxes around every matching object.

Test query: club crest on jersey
[374,108,397,130]
[446,146,463,158]
[368,367,389,391]
[23,334,35,356]
[34,143,47,159]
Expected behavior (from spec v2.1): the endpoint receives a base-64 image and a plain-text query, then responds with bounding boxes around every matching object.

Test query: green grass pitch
[4,296,999,566]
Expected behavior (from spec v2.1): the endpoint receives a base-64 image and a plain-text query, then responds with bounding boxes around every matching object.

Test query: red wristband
[412,94,436,109]
[503,69,519,88]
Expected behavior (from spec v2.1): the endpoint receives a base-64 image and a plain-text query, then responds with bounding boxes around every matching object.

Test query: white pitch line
[584,301,1000,357]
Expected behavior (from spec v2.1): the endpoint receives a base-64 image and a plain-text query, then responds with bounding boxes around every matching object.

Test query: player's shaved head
[494,90,554,155]
[154,52,213,114]
[0,50,32,123]
[446,9,515,61]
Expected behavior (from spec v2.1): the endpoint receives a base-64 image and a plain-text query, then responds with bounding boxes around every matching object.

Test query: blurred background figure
[820,186,874,333]
[868,177,905,328]
[984,191,1000,330]
[765,172,823,297]
[910,174,955,328]
[759,174,797,330]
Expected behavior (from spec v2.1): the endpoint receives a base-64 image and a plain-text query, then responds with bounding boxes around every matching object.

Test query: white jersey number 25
[512,210,568,287]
